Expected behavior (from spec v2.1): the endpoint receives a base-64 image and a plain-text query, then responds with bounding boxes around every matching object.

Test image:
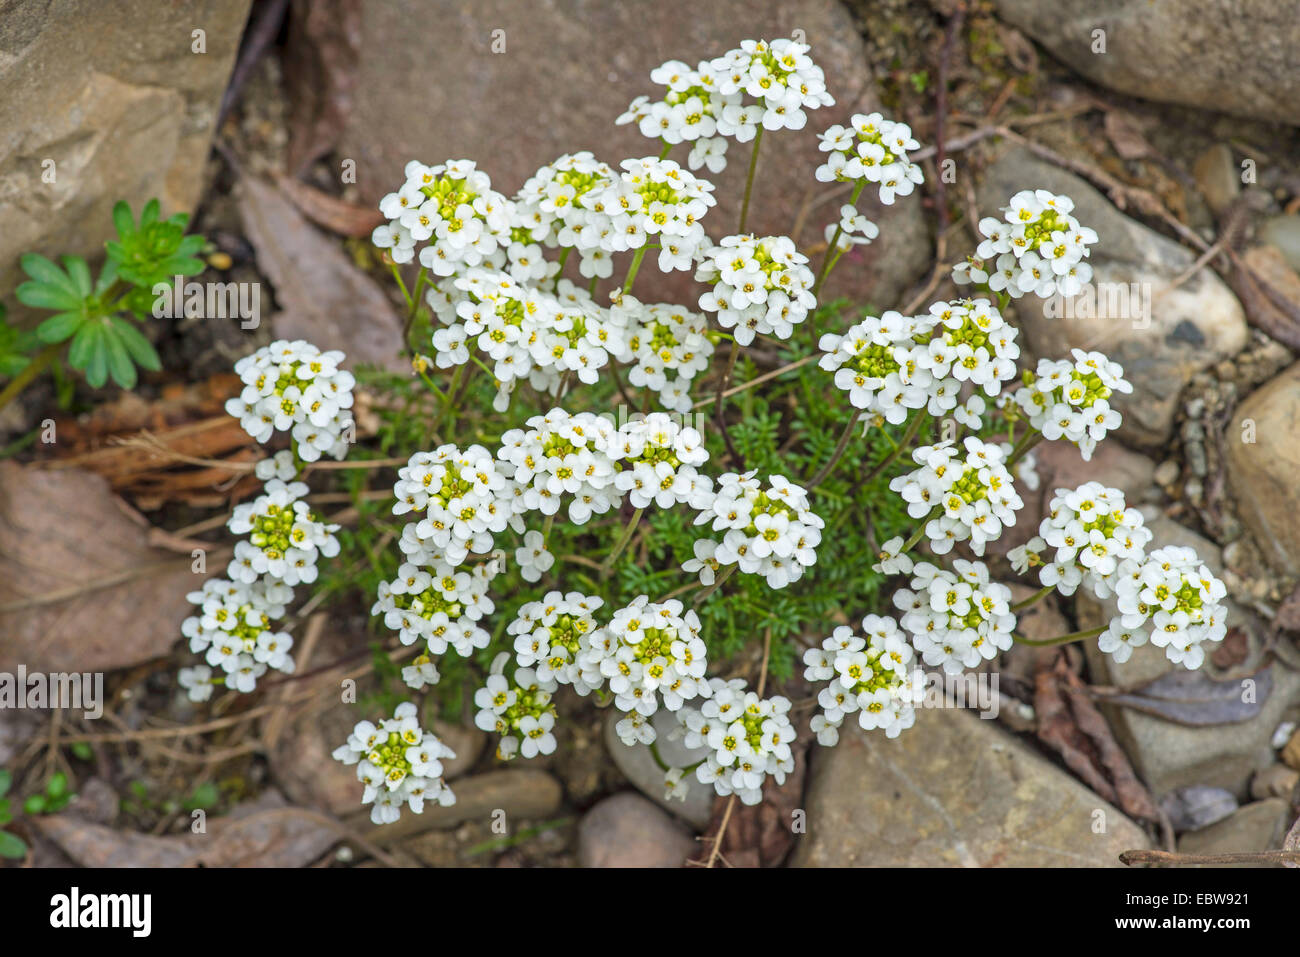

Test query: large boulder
[994,0,1300,127]
[0,0,251,316]
[979,149,1247,447]
[340,0,929,309]
[791,707,1150,866]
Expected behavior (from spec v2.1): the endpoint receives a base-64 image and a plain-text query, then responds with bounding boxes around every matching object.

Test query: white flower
[608,295,714,413]
[509,590,605,693]
[888,437,1023,556]
[496,408,621,524]
[392,443,512,564]
[226,478,340,587]
[871,536,914,575]
[254,450,298,482]
[1111,546,1228,669]
[178,665,215,702]
[371,560,497,657]
[224,340,356,460]
[515,529,556,583]
[952,189,1098,299]
[611,411,709,509]
[1015,349,1132,460]
[895,560,1016,674]
[675,677,797,805]
[585,595,709,716]
[332,701,456,824]
[712,37,834,136]
[803,616,917,742]
[662,767,690,801]
[473,660,558,761]
[815,111,924,205]
[696,234,817,345]
[694,471,825,588]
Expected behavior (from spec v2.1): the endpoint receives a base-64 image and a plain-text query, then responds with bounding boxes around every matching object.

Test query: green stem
[659,140,673,160]
[1012,624,1106,648]
[389,262,413,309]
[621,246,648,297]
[737,127,763,235]
[808,409,863,489]
[692,562,737,606]
[1006,429,1044,468]
[1010,584,1054,612]
[901,506,942,553]
[0,344,59,414]
[601,506,645,577]
[859,409,928,488]
[812,180,865,298]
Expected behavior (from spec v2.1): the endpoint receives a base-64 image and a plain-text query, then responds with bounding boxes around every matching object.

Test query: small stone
[1158,786,1238,832]
[365,769,564,843]
[1176,799,1291,866]
[1192,144,1240,216]
[577,793,695,868]
[1154,460,1181,487]
[1272,720,1297,750]
[604,710,714,827]
[1250,765,1299,801]
[1282,729,1300,771]
[1259,215,1300,274]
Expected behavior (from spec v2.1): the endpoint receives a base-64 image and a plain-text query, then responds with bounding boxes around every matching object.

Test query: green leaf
[46,773,67,800]
[0,830,27,860]
[23,794,46,815]
[84,328,110,388]
[102,325,137,389]
[36,310,86,344]
[95,258,119,296]
[0,769,10,799]
[67,321,100,370]
[70,742,93,761]
[112,200,136,239]
[62,256,92,297]
[109,316,160,371]
[20,253,78,296]
[16,280,83,312]
[140,198,160,227]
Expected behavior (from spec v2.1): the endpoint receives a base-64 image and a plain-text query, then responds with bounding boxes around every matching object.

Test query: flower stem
[737,127,763,235]
[808,408,863,489]
[1006,428,1044,468]
[692,562,737,605]
[621,246,647,297]
[812,180,864,298]
[901,506,941,552]
[601,506,645,577]
[1012,624,1106,647]
[0,344,59,415]
[1010,584,1054,612]
[858,409,928,489]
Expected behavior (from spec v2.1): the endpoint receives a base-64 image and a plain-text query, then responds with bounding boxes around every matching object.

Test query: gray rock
[1227,361,1300,576]
[577,792,696,867]
[1158,786,1238,832]
[0,0,251,318]
[1258,215,1300,274]
[1079,516,1300,799]
[993,0,1300,127]
[1176,799,1293,866]
[979,148,1247,447]
[340,0,929,309]
[604,710,713,827]
[791,708,1150,867]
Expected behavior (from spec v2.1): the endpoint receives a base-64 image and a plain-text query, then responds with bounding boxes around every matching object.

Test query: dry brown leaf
[1035,653,1160,823]
[33,807,339,868]
[276,175,385,237]
[0,461,197,674]
[237,176,404,370]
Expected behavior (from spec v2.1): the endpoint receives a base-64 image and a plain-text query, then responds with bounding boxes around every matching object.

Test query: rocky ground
[3,0,1300,867]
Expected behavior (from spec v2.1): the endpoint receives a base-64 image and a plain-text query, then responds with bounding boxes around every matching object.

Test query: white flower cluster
[225,340,356,461]
[1014,349,1131,461]
[676,678,797,805]
[590,596,709,719]
[818,298,1019,425]
[696,235,817,345]
[711,38,833,132]
[513,151,617,279]
[889,438,1022,556]
[803,615,918,744]
[392,443,512,564]
[815,111,924,205]
[373,159,511,274]
[180,578,294,697]
[509,590,605,693]
[333,702,456,824]
[474,659,559,759]
[371,561,495,658]
[497,409,620,523]
[610,295,713,412]
[952,189,1098,298]
[894,561,1016,675]
[692,471,825,588]
[611,412,709,509]
[1109,547,1228,669]
[227,479,341,586]
[1011,482,1152,601]
[824,203,879,251]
